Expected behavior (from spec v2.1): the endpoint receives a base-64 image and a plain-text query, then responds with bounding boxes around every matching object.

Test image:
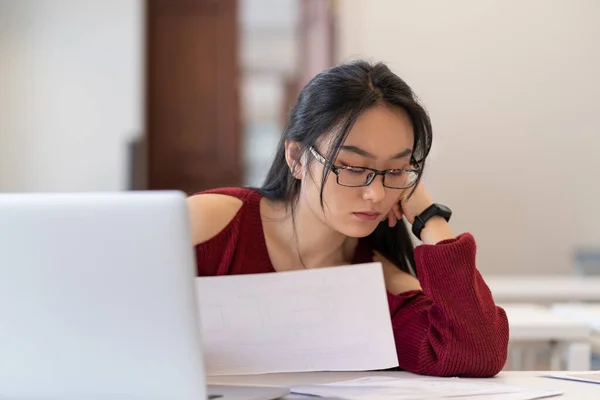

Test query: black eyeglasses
[308,146,420,189]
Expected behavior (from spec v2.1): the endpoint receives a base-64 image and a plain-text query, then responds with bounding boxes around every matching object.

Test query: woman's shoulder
[187,187,261,245]
[192,186,261,201]
[189,187,267,276]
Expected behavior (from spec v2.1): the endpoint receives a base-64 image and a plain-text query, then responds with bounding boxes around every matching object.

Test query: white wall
[240,0,298,75]
[239,0,299,186]
[0,0,143,192]
[337,0,600,275]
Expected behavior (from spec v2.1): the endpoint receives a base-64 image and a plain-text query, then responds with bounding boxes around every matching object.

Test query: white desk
[485,276,600,304]
[551,304,600,331]
[551,303,600,356]
[501,304,591,370]
[209,371,600,399]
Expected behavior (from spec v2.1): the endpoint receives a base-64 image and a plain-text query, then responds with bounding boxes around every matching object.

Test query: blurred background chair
[574,248,600,277]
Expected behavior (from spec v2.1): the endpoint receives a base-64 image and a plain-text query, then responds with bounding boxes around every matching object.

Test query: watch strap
[411,203,452,240]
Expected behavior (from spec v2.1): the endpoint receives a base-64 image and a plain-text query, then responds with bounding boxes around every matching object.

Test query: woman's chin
[338,220,381,238]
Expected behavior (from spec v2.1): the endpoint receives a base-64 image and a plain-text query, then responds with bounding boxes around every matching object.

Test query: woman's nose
[362,175,386,203]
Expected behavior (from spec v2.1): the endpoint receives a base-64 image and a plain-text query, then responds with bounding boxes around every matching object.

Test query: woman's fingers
[387,203,403,228]
[388,211,397,227]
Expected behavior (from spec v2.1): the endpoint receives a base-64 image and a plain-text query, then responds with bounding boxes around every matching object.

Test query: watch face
[436,203,452,220]
[438,204,451,213]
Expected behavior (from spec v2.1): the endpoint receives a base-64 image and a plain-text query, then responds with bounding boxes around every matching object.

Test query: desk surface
[501,303,590,340]
[551,303,600,355]
[551,303,600,331]
[485,276,600,303]
[208,370,600,399]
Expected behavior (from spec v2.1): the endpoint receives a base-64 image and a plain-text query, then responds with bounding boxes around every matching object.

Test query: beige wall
[0,0,143,192]
[337,0,600,275]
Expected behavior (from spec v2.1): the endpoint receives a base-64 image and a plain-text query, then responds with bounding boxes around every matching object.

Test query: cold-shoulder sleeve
[192,187,272,276]
[194,210,243,276]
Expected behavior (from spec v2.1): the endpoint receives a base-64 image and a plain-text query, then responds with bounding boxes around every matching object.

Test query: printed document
[291,376,563,400]
[543,370,600,385]
[196,263,398,375]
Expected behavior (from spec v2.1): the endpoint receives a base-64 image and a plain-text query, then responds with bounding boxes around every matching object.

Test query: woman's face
[301,105,416,238]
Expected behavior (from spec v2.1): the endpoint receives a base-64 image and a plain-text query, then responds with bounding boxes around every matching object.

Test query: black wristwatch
[411,203,452,240]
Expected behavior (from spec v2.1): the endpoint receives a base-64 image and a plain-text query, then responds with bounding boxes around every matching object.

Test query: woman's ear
[284,140,304,179]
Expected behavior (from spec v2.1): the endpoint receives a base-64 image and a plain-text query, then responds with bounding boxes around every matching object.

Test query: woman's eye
[339,161,366,168]
[346,167,366,175]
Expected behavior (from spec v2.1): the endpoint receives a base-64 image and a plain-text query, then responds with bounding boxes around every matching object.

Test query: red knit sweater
[194,187,509,377]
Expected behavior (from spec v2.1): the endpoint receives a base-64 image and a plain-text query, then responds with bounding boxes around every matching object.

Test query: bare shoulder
[187,194,244,245]
[373,251,422,295]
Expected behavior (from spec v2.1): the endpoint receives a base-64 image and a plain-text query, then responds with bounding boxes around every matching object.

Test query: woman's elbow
[411,344,508,378]
[407,324,510,377]
[455,332,509,377]
[456,342,509,378]
[449,308,510,377]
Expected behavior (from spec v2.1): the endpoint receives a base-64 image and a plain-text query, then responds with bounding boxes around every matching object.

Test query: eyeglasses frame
[307,146,421,190]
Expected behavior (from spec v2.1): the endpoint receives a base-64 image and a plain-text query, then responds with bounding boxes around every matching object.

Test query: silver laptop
[0,191,288,400]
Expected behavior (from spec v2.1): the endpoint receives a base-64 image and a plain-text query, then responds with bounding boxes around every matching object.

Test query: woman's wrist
[419,216,455,245]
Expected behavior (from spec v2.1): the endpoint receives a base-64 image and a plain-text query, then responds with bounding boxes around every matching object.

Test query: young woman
[188,60,509,377]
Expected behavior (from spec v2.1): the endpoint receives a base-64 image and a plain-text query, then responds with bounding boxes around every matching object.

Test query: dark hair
[259,60,433,276]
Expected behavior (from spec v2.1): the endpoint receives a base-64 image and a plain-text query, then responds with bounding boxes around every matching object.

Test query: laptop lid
[0,191,206,399]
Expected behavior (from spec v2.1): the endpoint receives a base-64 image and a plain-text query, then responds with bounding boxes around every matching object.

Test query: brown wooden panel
[146,0,241,194]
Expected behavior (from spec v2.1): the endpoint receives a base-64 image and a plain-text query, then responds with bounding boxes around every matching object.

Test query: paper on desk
[543,371,600,385]
[195,263,398,376]
[290,376,563,400]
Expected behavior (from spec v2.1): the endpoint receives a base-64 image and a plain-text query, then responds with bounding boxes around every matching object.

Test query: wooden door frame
[144,0,241,193]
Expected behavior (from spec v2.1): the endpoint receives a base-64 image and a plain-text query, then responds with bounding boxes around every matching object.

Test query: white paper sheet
[195,263,398,376]
[291,376,563,400]
[543,371,600,385]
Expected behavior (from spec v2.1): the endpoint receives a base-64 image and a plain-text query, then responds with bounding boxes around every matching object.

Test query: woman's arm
[385,233,509,377]
[381,184,509,377]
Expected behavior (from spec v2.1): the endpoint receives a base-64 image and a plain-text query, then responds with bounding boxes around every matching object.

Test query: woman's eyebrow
[340,145,412,160]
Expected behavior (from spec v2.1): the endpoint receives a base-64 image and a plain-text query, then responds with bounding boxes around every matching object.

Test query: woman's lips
[352,212,381,221]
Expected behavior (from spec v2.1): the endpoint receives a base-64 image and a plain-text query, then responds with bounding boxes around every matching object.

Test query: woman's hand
[385,183,455,244]
[386,183,433,227]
